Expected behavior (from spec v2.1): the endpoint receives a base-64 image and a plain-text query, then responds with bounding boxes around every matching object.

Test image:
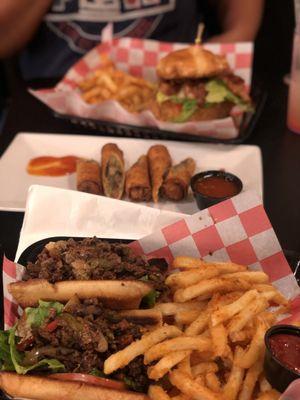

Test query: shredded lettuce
[205,79,253,112]
[90,368,105,377]
[156,92,198,123]
[141,289,160,308]
[25,300,64,328]
[156,91,171,104]
[0,325,64,374]
[124,376,144,392]
[0,331,15,371]
[173,99,198,123]
[8,327,65,374]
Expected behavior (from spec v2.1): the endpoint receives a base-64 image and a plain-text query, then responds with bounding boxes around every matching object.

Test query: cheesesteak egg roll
[161,157,196,201]
[125,155,152,202]
[101,143,125,199]
[76,159,102,195]
[147,145,172,202]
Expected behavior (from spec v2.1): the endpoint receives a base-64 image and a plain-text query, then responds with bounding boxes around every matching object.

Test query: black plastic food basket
[55,88,267,144]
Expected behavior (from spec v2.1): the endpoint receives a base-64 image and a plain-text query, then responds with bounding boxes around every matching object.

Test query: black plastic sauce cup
[264,324,300,393]
[190,170,243,210]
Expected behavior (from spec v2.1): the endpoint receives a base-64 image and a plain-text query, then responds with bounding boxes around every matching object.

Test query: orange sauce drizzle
[27,156,79,177]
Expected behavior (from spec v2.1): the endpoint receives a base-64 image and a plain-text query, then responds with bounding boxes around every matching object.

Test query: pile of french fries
[78,56,155,113]
[104,256,290,400]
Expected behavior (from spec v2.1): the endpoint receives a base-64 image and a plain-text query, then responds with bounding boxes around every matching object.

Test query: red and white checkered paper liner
[30,37,253,140]
[3,190,300,330]
[2,190,300,398]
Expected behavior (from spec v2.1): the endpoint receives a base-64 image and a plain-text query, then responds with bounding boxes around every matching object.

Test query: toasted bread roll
[8,279,152,310]
[0,373,149,400]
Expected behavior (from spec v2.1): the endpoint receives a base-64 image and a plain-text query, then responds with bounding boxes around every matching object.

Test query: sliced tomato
[49,373,126,391]
[45,319,58,332]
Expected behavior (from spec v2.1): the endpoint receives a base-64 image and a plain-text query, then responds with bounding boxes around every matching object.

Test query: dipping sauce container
[190,170,243,210]
[264,325,300,392]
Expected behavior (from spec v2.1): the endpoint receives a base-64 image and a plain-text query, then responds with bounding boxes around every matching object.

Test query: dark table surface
[0,77,300,261]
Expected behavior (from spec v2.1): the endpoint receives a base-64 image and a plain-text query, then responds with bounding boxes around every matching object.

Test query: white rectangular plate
[0,133,263,213]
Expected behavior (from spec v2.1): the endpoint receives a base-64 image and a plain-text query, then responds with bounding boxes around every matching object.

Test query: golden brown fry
[211,290,259,326]
[223,347,245,400]
[154,301,207,316]
[235,317,268,369]
[191,362,218,376]
[144,336,212,364]
[104,325,181,374]
[174,278,251,303]
[79,63,155,114]
[255,390,280,400]
[259,376,272,393]
[175,309,203,326]
[169,370,221,400]
[238,357,264,400]
[253,284,289,306]
[205,372,221,393]
[171,395,190,400]
[172,257,246,272]
[185,311,210,336]
[230,328,256,344]
[222,271,269,284]
[166,269,221,289]
[148,350,191,380]
[227,296,268,339]
[209,322,228,357]
[177,353,192,377]
[148,385,171,400]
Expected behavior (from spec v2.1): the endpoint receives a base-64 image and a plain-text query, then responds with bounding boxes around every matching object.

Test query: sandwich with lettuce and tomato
[151,45,253,123]
[0,297,162,400]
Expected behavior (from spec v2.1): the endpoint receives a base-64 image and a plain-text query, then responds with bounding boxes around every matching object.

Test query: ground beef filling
[20,299,150,391]
[24,238,168,294]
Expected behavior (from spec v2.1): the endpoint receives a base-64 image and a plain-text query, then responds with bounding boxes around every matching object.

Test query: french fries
[169,370,221,400]
[148,385,171,400]
[148,350,191,380]
[174,278,251,302]
[104,325,181,374]
[78,59,155,114]
[144,336,211,364]
[103,256,288,400]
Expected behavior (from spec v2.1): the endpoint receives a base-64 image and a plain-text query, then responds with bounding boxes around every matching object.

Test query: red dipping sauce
[194,176,241,198]
[27,156,79,177]
[269,333,300,374]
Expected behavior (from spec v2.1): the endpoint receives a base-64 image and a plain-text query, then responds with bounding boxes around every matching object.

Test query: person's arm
[0,0,52,58]
[207,0,264,42]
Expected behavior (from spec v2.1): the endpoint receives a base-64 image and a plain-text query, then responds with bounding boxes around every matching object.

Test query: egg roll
[147,145,172,203]
[101,143,125,199]
[125,155,152,202]
[76,159,102,195]
[161,158,196,201]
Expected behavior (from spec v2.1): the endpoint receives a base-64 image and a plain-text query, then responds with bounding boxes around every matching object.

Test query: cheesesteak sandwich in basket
[8,238,169,310]
[151,45,253,123]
